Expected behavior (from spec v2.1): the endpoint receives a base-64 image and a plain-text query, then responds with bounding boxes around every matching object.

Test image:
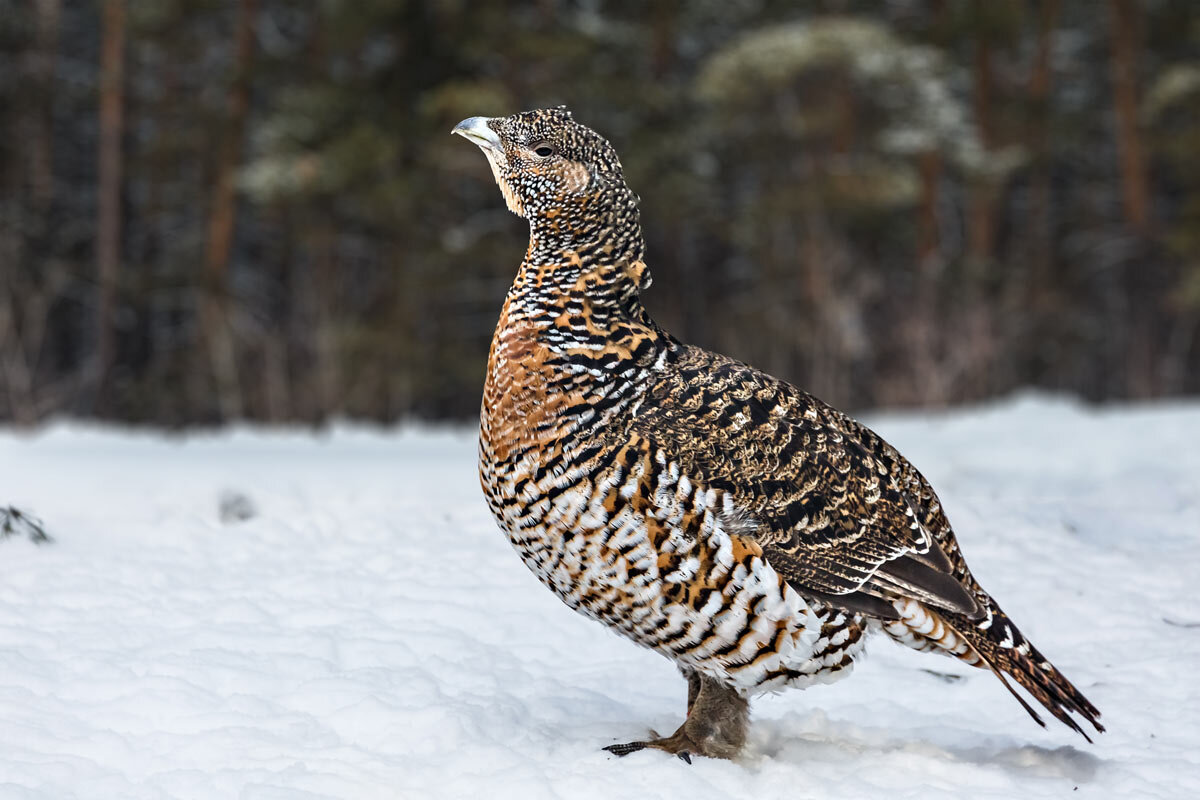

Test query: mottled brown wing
[631,346,980,619]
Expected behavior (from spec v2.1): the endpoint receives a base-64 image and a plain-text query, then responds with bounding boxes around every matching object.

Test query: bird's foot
[604,725,703,763]
[603,719,739,763]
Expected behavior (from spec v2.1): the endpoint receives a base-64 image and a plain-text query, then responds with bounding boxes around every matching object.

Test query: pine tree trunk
[1108,0,1149,231]
[1027,0,1059,301]
[967,28,996,266]
[201,0,257,421]
[95,0,125,412]
[312,221,340,421]
[916,151,941,266]
[911,150,946,406]
[29,0,60,212]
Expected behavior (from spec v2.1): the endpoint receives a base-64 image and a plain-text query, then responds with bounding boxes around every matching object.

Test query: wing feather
[632,346,979,618]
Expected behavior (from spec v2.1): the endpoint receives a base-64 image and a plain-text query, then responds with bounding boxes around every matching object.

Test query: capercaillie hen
[453,107,1103,762]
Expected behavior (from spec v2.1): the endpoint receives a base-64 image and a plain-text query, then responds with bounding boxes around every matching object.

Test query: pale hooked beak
[452,117,502,151]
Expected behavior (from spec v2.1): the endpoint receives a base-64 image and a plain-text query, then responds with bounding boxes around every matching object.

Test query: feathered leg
[605,672,748,762]
[683,666,702,715]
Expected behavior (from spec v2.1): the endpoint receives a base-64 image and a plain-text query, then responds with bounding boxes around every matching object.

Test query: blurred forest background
[1,0,1199,426]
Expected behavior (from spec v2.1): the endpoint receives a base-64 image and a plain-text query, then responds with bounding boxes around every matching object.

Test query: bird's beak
[452,117,502,152]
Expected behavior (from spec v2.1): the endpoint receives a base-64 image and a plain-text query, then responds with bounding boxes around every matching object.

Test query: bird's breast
[478,310,588,522]
[480,315,557,461]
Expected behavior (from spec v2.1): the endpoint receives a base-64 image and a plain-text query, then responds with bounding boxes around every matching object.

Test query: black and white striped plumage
[454,107,1103,761]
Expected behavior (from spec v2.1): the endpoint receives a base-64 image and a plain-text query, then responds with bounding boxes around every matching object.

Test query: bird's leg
[684,667,702,716]
[604,672,749,762]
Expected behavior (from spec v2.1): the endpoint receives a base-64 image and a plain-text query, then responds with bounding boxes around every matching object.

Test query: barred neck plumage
[525,181,645,268]
[485,186,676,447]
[505,181,656,337]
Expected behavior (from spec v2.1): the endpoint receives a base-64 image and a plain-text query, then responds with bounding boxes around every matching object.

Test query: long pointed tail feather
[968,629,1101,742]
[886,598,1104,739]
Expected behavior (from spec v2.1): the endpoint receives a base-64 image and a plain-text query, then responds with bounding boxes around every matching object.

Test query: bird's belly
[480,441,870,692]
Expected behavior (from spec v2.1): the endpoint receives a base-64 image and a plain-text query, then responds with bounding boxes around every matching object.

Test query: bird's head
[453,107,642,266]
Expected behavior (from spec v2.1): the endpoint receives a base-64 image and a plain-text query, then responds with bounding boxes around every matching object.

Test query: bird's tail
[884,598,1104,741]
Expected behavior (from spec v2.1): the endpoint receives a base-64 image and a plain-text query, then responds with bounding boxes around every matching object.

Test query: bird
[452,106,1103,762]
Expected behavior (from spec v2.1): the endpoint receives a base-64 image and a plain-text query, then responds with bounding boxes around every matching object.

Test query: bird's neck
[490,205,673,376]
[525,185,646,270]
[506,252,648,322]
[506,194,651,328]
[482,204,671,457]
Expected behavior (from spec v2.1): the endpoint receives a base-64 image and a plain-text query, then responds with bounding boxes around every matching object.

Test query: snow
[1,392,1198,799]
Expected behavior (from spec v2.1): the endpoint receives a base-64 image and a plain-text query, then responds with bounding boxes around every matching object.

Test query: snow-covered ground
[1,393,1198,799]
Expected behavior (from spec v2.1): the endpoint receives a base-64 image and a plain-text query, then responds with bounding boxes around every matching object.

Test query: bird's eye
[533,143,555,158]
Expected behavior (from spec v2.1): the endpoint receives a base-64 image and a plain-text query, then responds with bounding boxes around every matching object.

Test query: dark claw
[603,741,647,757]
[677,751,692,764]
